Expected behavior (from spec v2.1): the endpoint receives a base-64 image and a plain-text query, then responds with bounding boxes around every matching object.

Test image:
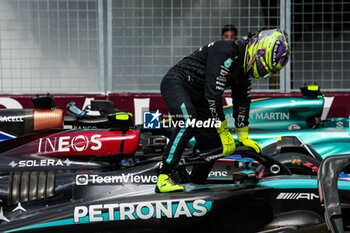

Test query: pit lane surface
[293,224,328,233]
[97,224,340,233]
[293,223,350,233]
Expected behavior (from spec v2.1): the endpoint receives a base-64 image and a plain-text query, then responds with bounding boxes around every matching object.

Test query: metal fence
[0,0,102,93]
[290,0,350,91]
[0,0,349,93]
[111,0,281,92]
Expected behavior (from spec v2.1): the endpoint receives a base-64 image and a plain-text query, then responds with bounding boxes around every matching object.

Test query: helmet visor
[255,54,273,79]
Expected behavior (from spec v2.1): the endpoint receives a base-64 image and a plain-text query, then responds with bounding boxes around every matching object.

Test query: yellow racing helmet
[244,28,290,79]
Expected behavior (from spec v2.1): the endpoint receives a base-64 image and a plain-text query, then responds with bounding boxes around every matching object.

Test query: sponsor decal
[219,69,228,77]
[288,124,301,130]
[237,107,247,128]
[0,131,15,141]
[250,112,290,120]
[216,81,226,87]
[76,174,89,185]
[290,157,318,173]
[208,100,218,119]
[73,199,212,223]
[143,110,161,129]
[291,156,301,168]
[272,40,281,67]
[208,171,228,177]
[216,66,230,91]
[204,154,223,162]
[0,116,23,122]
[321,97,334,120]
[224,58,233,68]
[276,192,319,200]
[12,203,26,213]
[76,173,158,185]
[72,126,98,129]
[303,161,319,173]
[0,207,9,223]
[0,97,22,109]
[8,159,72,168]
[199,41,215,51]
[37,134,102,153]
[336,121,344,129]
[225,109,288,124]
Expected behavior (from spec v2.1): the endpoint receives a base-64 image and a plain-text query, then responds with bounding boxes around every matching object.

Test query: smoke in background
[0,0,100,93]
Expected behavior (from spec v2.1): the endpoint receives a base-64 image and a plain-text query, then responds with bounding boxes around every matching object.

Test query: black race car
[0,147,349,233]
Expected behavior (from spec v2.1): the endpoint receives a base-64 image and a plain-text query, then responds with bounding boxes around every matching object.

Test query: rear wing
[300,85,322,98]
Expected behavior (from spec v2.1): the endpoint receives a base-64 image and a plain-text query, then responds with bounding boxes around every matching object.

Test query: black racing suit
[161,37,252,183]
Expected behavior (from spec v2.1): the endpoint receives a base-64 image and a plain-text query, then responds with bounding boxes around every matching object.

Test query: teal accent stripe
[4,218,76,233]
[238,170,255,174]
[5,201,213,233]
[166,103,189,164]
[184,184,243,191]
[258,179,350,190]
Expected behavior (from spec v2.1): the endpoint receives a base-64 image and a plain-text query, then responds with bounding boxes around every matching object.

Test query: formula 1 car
[0,94,131,140]
[204,117,350,177]
[1,85,349,169]
[0,87,349,178]
[1,85,347,158]
[218,85,350,159]
[192,109,350,178]
[0,147,349,233]
[191,86,350,176]
[225,85,332,131]
[0,85,337,138]
[0,91,349,232]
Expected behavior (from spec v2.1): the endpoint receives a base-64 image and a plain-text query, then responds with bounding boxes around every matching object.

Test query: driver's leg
[156,77,198,193]
[190,95,222,184]
[190,127,221,184]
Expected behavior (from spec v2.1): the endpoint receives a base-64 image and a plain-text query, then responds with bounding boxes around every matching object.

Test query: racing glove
[236,126,262,153]
[216,119,236,156]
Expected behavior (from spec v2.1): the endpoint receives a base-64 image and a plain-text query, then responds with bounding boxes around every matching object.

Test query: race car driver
[156,28,290,193]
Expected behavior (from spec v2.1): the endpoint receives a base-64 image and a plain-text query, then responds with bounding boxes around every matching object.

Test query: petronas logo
[224,58,233,68]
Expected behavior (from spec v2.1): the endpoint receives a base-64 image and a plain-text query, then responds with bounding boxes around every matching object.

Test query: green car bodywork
[224,96,324,130]
[189,117,350,159]
[189,86,350,159]
[230,117,350,159]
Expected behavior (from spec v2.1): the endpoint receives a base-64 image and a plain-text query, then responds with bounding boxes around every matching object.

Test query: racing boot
[155,174,184,193]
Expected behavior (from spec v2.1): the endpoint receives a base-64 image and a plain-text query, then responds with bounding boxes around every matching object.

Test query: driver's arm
[204,42,234,121]
[232,74,261,153]
[231,72,252,128]
[203,41,236,156]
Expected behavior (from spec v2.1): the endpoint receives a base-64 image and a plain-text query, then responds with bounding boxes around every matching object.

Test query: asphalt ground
[293,224,329,233]
[293,223,350,233]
